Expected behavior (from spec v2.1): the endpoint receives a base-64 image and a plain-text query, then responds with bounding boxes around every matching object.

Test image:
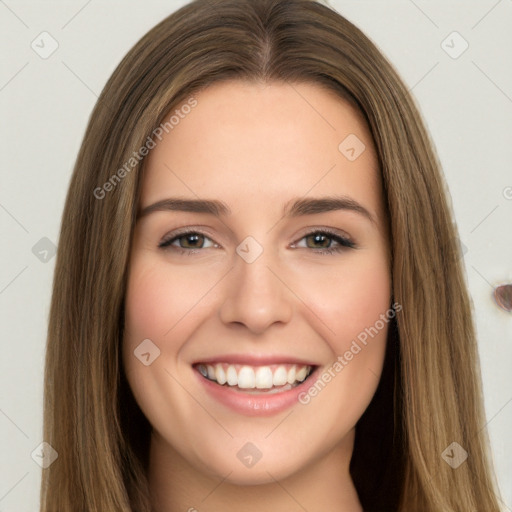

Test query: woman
[41,0,503,510]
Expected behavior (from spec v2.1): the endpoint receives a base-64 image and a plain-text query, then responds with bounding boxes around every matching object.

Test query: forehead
[140,80,384,223]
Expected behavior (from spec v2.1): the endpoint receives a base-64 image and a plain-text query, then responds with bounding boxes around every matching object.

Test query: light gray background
[1,1,511,510]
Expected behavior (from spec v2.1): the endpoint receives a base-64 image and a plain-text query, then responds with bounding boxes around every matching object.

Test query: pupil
[310,234,329,248]
[183,234,202,248]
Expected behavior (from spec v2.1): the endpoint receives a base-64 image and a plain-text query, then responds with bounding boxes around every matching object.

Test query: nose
[218,244,294,334]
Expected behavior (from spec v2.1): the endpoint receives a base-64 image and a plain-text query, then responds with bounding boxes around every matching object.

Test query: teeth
[197,363,313,389]
[215,365,226,385]
[255,367,273,389]
[296,366,308,382]
[238,366,256,388]
[273,366,288,386]
[287,366,296,384]
[226,365,238,386]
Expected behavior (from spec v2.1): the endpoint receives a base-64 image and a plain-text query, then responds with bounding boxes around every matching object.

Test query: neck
[147,428,363,512]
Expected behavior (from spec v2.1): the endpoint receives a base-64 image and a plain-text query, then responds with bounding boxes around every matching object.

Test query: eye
[292,229,356,255]
[158,230,218,254]
[158,228,356,256]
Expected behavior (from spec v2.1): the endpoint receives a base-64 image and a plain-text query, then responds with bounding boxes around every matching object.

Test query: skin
[122,80,392,512]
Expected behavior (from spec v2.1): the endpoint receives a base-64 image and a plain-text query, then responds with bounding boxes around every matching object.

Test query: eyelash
[158,228,356,256]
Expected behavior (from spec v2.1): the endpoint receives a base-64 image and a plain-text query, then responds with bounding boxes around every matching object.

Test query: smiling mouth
[194,363,315,394]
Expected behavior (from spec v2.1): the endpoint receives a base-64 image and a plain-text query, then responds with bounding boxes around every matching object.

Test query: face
[122,80,392,485]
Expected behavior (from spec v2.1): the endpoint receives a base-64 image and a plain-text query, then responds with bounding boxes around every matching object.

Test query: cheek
[290,250,392,416]
[124,266,170,344]
[122,256,220,407]
[123,258,207,352]
[121,258,208,440]
[122,259,188,398]
[298,253,392,353]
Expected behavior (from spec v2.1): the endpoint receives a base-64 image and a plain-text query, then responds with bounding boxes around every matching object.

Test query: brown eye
[294,230,356,254]
[177,233,205,249]
[305,233,332,249]
[158,231,216,251]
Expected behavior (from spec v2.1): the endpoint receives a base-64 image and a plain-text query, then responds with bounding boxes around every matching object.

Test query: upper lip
[193,354,318,366]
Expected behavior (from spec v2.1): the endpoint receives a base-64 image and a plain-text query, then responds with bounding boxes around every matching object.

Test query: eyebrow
[137,195,376,224]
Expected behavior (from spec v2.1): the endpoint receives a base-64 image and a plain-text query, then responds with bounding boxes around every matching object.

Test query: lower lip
[195,367,319,417]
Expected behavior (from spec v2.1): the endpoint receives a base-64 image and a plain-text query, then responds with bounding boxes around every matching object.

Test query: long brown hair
[41,0,502,510]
